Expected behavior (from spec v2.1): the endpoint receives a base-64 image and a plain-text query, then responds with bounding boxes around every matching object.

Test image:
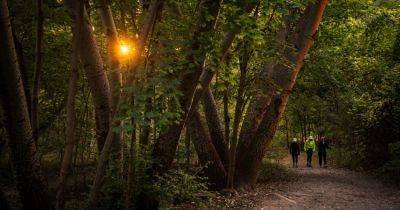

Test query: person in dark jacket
[289,138,300,168]
[318,136,330,168]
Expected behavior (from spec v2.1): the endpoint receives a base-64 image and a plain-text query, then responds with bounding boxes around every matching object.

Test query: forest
[0,0,399,209]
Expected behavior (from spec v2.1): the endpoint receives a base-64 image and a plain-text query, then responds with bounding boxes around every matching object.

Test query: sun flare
[120,44,130,55]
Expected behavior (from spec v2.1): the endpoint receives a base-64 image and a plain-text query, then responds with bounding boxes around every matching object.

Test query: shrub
[153,169,212,209]
[257,160,297,183]
[374,141,400,185]
[329,142,365,170]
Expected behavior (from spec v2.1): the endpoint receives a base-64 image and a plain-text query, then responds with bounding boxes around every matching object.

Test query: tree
[65,0,112,152]
[235,0,330,187]
[55,28,79,210]
[31,0,44,144]
[0,0,52,208]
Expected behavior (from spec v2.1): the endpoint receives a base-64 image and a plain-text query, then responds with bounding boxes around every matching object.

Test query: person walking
[289,138,300,168]
[318,136,330,168]
[304,136,316,167]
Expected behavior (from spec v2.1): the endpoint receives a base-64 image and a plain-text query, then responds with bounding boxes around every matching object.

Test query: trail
[233,154,400,210]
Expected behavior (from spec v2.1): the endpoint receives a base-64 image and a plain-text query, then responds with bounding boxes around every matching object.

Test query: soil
[231,154,400,210]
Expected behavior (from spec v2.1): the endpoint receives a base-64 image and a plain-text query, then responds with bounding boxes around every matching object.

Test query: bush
[257,160,297,183]
[153,169,212,209]
[329,142,365,170]
[374,141,400,185]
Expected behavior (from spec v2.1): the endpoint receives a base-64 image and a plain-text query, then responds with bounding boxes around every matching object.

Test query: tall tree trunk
[55,30,79,210]
[13,31,31,119]
[238,26,289,147]
[151,0,258,175]
[98,0,123,156]
[223,82,230,148]
[184,2,258,172]
[188,110,227,189]
[65,0,112,152]
[202,86,229,167]
[31,0,44,144]
[185,127,191,168]
[140,96,152,145]
[227,40,251,188]
[129,0,165,75]
[0,1,52,209]
[125,112,137,210]
[152,0,223,174]
[235,0,329,187]
[85,0,165,206]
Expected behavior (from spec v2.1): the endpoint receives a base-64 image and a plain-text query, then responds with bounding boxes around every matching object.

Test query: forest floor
[230,154,400,210]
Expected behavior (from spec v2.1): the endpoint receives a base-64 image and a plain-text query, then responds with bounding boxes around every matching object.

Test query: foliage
[257,160,297,183]
[282,0,400,180]
[152,169,211,209]
[1,0,400,208]
[329,142,366,170]
[374,141,400,186]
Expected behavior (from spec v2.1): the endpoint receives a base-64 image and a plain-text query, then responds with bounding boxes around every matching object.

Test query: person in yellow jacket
[304,136,316,167]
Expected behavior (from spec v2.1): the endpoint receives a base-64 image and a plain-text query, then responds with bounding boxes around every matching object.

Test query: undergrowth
[257,160,298,183]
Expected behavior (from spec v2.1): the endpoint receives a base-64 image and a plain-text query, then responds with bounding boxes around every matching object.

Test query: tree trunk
[235,0,329,187]
[227,40,251,188]
[98,0,123,156]
[31,0,44,144]
[140,96,152,145]
[0,1,52,208]
[189,1,258,146]
[85,0,166,204]
[129,0,165,75]
[13,31,31,119]
[238,26,289,147]
[65,0,112,152]
[125,113,137,210]
[187,110,227,189]
[202,86,229,167]
[152,0,222,174]
[55,30,79,210]
[223,82,230,148]
[185,127,191,168]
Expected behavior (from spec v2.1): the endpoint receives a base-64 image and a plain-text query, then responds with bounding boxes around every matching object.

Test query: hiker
[289,138,300,168]
[304,136,316,167]
[318,136,330,167]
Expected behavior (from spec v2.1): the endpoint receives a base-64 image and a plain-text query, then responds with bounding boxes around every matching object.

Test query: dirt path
[233,154,400,210]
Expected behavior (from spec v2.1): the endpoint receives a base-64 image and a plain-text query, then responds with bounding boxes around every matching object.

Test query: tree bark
[31,0,44,144]
[185,127,191,168]
[202,86,229,167]
[98,0,123,156]
[129,0,165,75]
[227,40,251,188]
[152,0,223,174]
[223,82,230,149]
[0,1,52,208]
[235,0,329,187]
[237,26,289,147]
[140,96,152,145]
[183,3,259,175]
[65,0,112,152]
[187,110,227,189]
[13,31,31,119]
[125,113,137,210]
[151,0,258,180]
[55,30,79,210]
